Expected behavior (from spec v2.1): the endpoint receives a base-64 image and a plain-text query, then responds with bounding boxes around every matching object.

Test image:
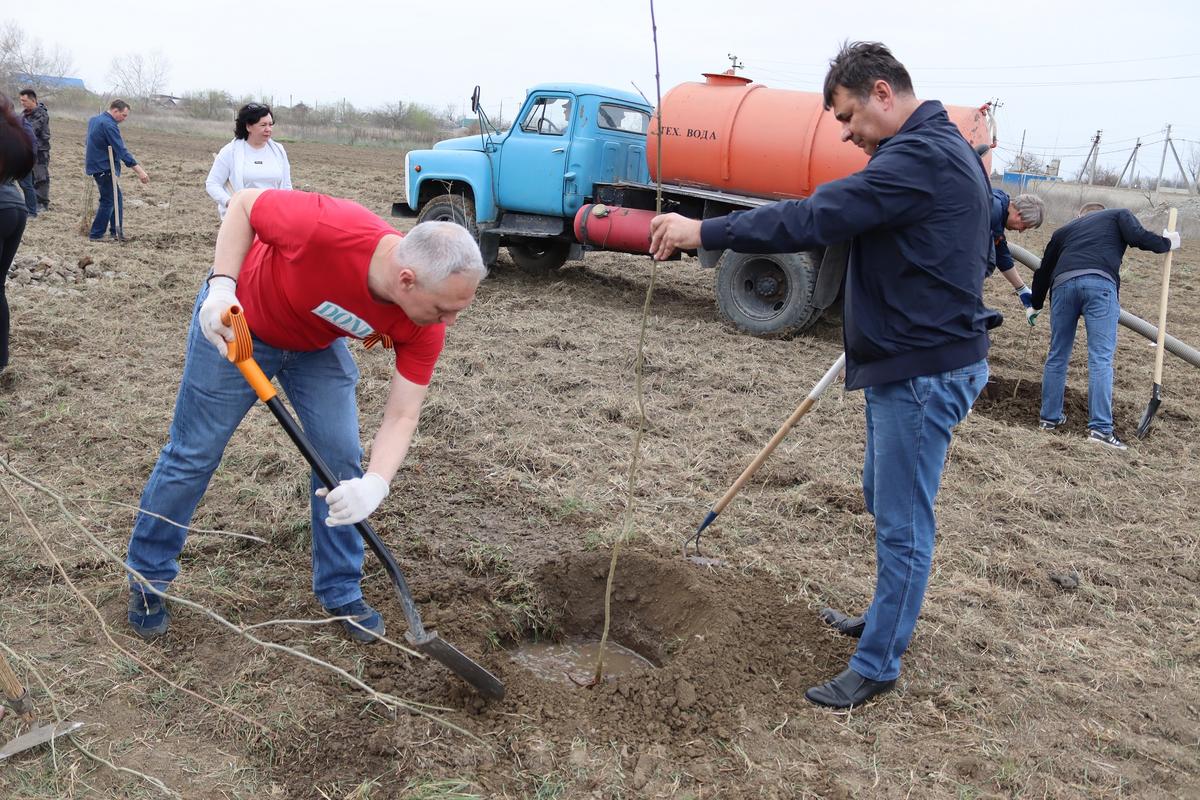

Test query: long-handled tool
[683,352,846,562]
[1136,207,1178,439]
[106,146,123,241]
[0,650,85,760]
[221,307,505,700]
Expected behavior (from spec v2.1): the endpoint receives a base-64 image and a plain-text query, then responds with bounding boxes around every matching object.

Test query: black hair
[234,103,273,140]
[822,41,914,110]
[19,88,37,101]
[0,93,35,183]
[109,98,130,111]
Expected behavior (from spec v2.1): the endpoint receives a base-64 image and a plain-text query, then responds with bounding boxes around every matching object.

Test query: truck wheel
[715,251,820,336]
[508,240,570,276]
[417,194,496,266]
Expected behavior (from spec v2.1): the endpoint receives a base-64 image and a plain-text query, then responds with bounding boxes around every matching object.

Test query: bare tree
[0,20,76,89]
[107,50,171,100]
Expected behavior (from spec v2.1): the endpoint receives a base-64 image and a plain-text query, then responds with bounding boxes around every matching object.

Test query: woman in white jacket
[205,103,292,218]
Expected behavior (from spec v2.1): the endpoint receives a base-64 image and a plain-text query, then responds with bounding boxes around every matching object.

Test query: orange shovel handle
[219,306,276,402]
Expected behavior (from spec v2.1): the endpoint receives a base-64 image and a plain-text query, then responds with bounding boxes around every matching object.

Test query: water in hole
[510,638,655,685]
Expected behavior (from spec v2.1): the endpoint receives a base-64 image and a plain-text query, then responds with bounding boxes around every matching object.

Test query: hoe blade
[0,721,84,761]
[407,631,506,700]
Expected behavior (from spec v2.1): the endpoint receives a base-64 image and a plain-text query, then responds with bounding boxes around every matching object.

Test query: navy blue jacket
[700,101,995,390]
[85,112,138,176]
[1030,209,1170,310]
[989,188,1014,275]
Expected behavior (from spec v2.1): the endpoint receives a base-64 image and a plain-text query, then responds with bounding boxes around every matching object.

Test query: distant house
[15,73,86,90]
[150,94,182,108]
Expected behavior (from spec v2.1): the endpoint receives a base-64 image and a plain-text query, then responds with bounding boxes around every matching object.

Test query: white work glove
[317,473,389,527]
[1162,230,1181,251]
[198,275,239,357]
[1015,286,1038,327]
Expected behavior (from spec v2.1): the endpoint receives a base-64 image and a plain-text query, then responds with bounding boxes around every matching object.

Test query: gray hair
[1078,202,1106,217]
[396,221,488,284]
[1011,194,1045,228]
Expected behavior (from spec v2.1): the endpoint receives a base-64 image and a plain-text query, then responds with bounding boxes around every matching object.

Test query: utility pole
[1016,129,1026,173]
[1089,130,1102,186]
[1166,134,1199,195]
[727,53,744,74]
[1155,124,1171,194]
[1116,139,1141,189]
[1076,130,1101,183]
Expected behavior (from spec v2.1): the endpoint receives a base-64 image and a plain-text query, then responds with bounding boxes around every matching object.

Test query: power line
[748,52,1200,72]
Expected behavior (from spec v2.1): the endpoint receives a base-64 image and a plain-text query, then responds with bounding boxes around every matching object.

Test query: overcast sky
[14,0,1200,181]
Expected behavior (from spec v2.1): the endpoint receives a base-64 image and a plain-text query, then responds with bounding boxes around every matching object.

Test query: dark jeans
[90,172,124,239]
[1,206,30,371]
[33,154,50,207]
[18,172,37,216]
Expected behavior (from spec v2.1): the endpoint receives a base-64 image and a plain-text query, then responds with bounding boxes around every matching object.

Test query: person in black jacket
[1,92,36,379]
[650,41,994,709]
[1030,204,1179,449]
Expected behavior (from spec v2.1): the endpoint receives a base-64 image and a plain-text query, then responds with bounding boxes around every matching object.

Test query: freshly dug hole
[532,549,732,666]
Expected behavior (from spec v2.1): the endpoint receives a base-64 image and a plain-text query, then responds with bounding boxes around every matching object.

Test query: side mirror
[470,86,481,114]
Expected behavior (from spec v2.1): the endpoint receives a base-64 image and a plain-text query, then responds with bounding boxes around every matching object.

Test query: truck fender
[406,150,499,224]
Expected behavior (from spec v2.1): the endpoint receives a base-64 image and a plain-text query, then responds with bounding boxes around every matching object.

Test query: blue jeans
[1039,275,1120,434]
[126,283,368,608]
[851,358,988,682]
[89,172,123,239]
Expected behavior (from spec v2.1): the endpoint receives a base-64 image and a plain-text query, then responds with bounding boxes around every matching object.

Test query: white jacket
[205,138,293,218]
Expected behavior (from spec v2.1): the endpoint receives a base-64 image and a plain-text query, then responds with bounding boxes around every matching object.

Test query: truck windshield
[520,97,572,136]
[597,104,650,135]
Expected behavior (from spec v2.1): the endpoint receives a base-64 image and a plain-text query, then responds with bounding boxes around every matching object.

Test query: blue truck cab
[395,83,652,272]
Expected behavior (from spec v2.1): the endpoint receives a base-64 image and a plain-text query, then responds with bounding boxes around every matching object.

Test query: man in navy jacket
[989,188,1045,323]
[1030,204,1179,449]
[84,99,149,241]
[650,41,993,709]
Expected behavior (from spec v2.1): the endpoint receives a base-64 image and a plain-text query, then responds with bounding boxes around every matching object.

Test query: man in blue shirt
[650,41,993,709]
[84,99,149,241]
[1030,204,1179,450]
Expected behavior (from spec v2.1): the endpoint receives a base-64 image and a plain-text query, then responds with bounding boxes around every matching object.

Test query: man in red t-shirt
[125,189,485,642]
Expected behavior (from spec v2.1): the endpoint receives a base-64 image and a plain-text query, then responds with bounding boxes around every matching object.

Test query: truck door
[496,95,574,217]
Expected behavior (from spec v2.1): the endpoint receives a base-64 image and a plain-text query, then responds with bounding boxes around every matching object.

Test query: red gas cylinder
[648,72,993,199]
[573,203,657,254]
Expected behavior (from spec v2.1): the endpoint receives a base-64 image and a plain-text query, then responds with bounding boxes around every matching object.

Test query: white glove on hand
[1163,230,1181,251]
[198,275,239,357]
[1025,307,1040,327]
[316,473,389,527]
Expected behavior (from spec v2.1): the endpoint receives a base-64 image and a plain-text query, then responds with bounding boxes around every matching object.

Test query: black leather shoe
[819,607,866,638]
[805,667,895,709]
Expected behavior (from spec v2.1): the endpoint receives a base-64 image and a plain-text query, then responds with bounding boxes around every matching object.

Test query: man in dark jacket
[989,188,1045,323]
[1030,204,1179,449]
[84,99,149,241]
[650,41,993,709]
[18,89,50,213]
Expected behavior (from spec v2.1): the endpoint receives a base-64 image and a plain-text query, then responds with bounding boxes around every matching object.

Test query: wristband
[206,273,237,288]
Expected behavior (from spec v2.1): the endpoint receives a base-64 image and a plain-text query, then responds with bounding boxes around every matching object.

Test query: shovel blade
[406,631,506,700]
[0,721,84,760]
[1136,385,1163,439]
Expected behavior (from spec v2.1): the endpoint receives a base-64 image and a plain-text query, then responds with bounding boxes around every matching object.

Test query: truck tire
[508,240,571,276]
[417,194,497,266]
[714,250,821,336]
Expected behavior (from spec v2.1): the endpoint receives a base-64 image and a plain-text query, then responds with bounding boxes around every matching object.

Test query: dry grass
[0,118,1197,798]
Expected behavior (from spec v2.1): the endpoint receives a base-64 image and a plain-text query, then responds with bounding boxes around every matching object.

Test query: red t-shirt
[238,190,445,385]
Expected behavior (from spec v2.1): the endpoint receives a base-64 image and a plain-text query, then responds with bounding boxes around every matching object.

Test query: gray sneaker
[1039,415,1067,431]
[1087,430,1127,450]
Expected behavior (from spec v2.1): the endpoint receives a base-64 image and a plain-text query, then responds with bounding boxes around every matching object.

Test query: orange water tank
[649,72,993,199]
